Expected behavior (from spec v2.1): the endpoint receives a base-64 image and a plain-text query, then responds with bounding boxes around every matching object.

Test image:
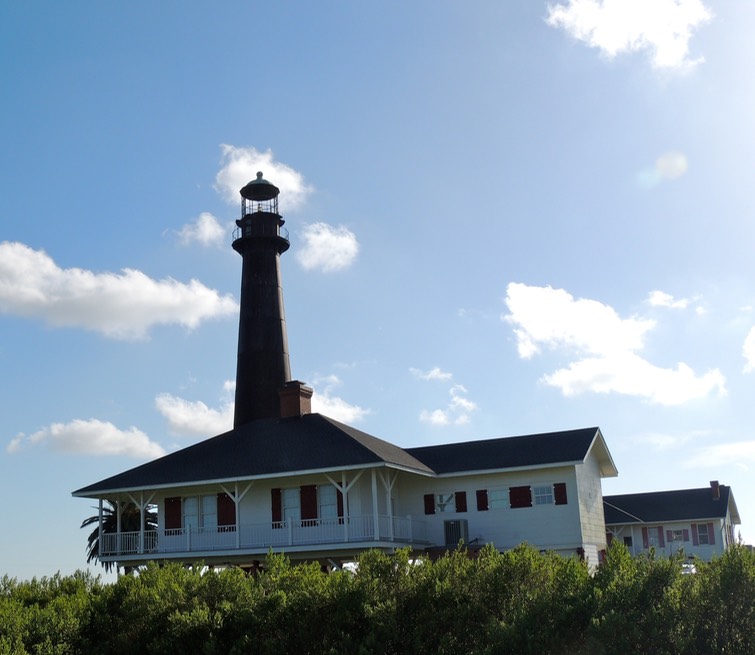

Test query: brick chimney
[279,380,313,418]
[710,480,720,500]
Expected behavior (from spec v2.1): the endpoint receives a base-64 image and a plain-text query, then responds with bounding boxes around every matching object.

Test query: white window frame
[533,485,554,505]
[282,487,301,523]
[696,523,711,545]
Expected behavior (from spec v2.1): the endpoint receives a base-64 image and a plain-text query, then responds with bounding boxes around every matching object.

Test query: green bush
[2,544,755,654]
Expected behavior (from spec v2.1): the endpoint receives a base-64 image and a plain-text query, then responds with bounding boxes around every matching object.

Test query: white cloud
[504,283,654,359]
[7,419,165,459]
[410,366,453,381]
[419,384,478,427]
[743,326,755,373]
[176,212,226,248]
[504,282,726,405]
[310,374,369,423]
[647,289,690,309]
[155,393,234,437]
[546,0,713,71]
[214,145,313,210]
[683,441,755,471]
[0,241,238,340]
[295,223,359,272]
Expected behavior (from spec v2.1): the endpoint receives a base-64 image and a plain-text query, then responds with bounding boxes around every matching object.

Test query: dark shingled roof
[73,414,432,496]
[406,427,603,474]
[604,486,736,524]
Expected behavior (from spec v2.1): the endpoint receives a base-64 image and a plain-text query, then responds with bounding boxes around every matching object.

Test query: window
[696,523,710,545]
[436,492,456,513]
[319,485,338,520]
[272,485,344,524]
[509,486,532,509]
[489,489,508,510]
[623,536,633,548]
[424,491,467,514]
[670,529,688,542]
[534,485,553,505]
[647,528,660,547]
[282,488,301,523]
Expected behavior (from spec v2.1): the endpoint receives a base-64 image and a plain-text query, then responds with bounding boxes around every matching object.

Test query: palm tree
[81,500,157,573]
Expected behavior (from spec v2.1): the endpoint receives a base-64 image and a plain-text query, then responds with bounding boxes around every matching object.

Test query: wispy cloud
[546,0,713,71]
[155,392,234,437]
[683,441,755,471]
[743,327,755,373]
[295,223,360,272]
[176,212,226,248]
[410,367,454,381]
[647,289,690,309]
[412,365,479,425]
[7,419,165,460]
[419,384,478,426]
[0,241,237,340]
[214,145,313,210]
[310,374,369,423]
[504,282,725,405]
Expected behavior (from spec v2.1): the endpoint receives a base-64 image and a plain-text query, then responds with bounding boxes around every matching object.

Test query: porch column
[116,498,122,554]
[139,492,144,554]
[342,471,349,543]
[371,469,379,540]
[98,499,103,556]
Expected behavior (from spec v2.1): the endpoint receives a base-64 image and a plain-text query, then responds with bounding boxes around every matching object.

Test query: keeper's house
[73,173,617,571]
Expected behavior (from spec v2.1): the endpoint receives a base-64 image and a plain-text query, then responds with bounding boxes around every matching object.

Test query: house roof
[604,486,741,525]
[73,420,617,498]
[72,413,433,497]
[407,426,617,477]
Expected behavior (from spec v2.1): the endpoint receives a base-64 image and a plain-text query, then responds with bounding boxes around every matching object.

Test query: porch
[100,513,429,559]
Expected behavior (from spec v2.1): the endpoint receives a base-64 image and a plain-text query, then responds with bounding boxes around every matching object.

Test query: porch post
[235,483,240,549]
[342,471,349,543]
[116,498,122,555]
[371,469,379,540]
[139,492,144,554]
[98,498,103,556]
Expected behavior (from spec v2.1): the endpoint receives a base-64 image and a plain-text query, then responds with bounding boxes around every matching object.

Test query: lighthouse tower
[232,172,309,427]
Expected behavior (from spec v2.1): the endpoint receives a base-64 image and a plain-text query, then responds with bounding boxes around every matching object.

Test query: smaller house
[603,481,741,561]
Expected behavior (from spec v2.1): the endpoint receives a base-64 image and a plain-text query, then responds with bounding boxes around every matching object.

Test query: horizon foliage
[1,543,754,654]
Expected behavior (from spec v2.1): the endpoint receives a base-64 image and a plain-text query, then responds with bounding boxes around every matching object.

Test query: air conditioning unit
[444,519,469,546]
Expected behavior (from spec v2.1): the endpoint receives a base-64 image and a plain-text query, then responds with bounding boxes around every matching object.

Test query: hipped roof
[73,419,615,498]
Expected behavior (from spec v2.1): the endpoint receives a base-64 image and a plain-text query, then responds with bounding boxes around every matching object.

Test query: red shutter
[301,485,318,521]
[683,529,689,541]
[424,493,436,515]
[554,483,568,505]
[708,522,715,545]
[658,526,665,548]
[691,524,699,546]
[606,532,613,546]
[217,493,236,527]
[509,486,532,509]
[165,497,181,530]
[476,489,489,511]
[455,491,467,513]
[337,489,344,519]
[642,527,649,549]
[271,488,282,524]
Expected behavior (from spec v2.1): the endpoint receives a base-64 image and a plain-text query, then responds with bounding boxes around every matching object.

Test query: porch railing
[100,514,427,557]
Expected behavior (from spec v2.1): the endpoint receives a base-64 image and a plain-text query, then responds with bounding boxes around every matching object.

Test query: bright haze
[2,1,754,580]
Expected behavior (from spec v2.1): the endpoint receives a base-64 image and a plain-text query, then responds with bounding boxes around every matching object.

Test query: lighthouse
[232,172,309,426]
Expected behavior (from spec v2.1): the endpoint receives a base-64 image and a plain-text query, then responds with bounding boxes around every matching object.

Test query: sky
[1,0,754,581]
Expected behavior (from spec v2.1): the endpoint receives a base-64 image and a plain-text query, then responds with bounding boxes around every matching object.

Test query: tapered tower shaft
[232,172,291,426]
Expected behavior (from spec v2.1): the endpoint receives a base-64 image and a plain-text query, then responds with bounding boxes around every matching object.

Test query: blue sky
[2,1,754,580]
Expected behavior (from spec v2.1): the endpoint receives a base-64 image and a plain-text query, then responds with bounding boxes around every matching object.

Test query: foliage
[1,544,755,654]
[80,501,158,573]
